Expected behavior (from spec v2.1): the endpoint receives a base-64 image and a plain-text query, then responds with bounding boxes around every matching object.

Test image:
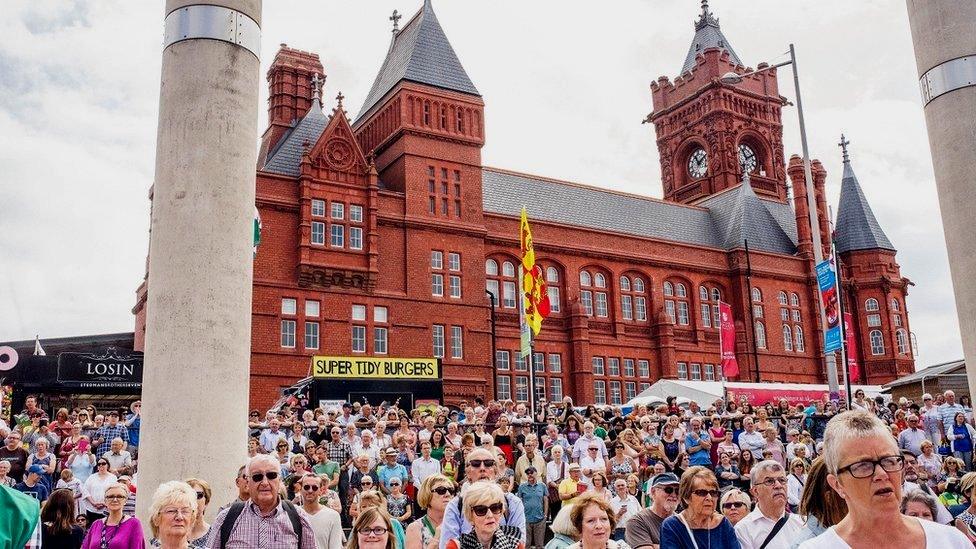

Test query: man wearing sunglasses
[625,472,679,549]
[438,448,525,549]
[298,473,343,549]
[208,454,316,548]
[734,461,803,549]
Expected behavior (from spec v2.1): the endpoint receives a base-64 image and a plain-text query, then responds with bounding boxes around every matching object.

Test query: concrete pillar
[136,0,262,527]
[905,2,976,396]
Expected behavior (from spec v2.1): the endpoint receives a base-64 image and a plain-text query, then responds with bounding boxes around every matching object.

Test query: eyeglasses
[432,486,456,496]
[472,503,505,517]
[467,459,496,468]
[837,455,904,479]
[361,481,373,486]
[691,489,721,499]
[97,462,109,466]
[105,494,127,500]
[303,484,321,491]
[358,527,389,537]
[195,491,206,499]
[757,477,788,487]
[250,471,279,482]
[389,482,400,487]
[162,507,194,518]
[722,501,747,510]
[657,485,678,495]
[588,448,598,451]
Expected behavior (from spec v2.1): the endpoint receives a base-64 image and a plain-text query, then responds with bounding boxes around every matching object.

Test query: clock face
[738,144,758,174]
[687,148,708,179]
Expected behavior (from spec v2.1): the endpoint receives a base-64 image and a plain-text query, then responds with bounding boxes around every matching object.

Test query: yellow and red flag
[520,207,551,336]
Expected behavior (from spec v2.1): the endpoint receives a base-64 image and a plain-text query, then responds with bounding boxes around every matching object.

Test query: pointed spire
[681,0,742,74]
[390,10,402,34]
[833,138,895,254]
[356,0,480,122]
[310,73,325,105]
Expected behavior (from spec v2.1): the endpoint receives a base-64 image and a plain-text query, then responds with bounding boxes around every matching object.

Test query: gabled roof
[681,2,742,74]
[263,98,330,176]
[883,359,964,389]
[699,175,797,253]
[833,157,895,254]
[355,0,480,123]
[482,168,798,254]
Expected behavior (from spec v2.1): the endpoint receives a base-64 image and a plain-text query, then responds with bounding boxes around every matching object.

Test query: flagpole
[834,244,852,409]
[518,264,536,416]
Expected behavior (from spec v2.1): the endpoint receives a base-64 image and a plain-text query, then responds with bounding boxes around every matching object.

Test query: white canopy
[625,379,884,409]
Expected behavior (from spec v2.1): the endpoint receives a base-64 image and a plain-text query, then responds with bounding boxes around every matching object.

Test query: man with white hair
[209,454,316,548]
[734,460,804,549]
[571,421,608,461]
[439,447,526,549]
[625,472,679,549]
[355,430,379,468]
[939,390,965,443]
[898,414,928,456]
[738,417,766,460]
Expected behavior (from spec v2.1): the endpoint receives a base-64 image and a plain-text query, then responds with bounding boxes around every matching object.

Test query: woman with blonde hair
[405,474,455,549]
[80,482,144,549]
[718,489,751,526]
[545,503,579,549]
[446,481,522,549]
[786,458,809,511]
[184,478,211,547]
[148,481,197,549]
[348,507,396,549]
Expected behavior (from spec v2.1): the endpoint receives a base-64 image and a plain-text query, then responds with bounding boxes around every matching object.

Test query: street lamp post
[720,44,841,399]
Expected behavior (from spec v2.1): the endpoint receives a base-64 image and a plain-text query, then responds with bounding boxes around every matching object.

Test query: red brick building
[133,1,915,410]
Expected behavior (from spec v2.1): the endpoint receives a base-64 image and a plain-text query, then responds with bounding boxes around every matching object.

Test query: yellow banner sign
[311,357,441,380]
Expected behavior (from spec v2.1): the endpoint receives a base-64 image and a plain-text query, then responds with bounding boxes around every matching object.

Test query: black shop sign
[57,347,143,386]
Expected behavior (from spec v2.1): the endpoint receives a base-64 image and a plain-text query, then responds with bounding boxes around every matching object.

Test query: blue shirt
[376,463,409,491]
[660,515,738,549]
[93,424,129,456]
[125,414,141,447]
[15,481,49,504]
[439,489,526,549]
[685,432,712,467]
[517,481,547,523]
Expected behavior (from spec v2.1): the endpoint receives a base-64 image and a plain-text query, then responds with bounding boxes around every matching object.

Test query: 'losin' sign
[57,347,144,386]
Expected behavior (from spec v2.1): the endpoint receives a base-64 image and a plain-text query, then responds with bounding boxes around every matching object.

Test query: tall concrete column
[906,2,976,394]
[136,0,262,526]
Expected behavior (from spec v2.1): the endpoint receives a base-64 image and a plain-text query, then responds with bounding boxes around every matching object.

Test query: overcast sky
[0,1,962,370]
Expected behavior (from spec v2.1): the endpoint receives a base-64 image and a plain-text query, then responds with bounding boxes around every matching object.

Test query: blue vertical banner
[816,259,842,353]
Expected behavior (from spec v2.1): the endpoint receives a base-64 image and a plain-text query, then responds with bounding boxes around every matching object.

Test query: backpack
[219,500,304,548]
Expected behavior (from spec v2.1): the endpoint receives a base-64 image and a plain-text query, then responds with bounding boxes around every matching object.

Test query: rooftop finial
[695,0,719,29]
[390,9,402,34]
[839,133,851,163]
[310,73,324,102]
[336,91,345,109]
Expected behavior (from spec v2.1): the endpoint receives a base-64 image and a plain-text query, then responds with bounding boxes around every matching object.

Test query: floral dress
[387,493,410,522]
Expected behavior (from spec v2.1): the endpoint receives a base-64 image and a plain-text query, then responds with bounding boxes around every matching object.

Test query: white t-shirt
[797,517,970,549]
[301,506,345,549]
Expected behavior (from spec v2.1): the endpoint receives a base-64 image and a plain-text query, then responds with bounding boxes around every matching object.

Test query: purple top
[81,516,145,549]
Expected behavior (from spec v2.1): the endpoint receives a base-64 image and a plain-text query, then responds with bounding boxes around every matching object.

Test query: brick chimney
[258,44,324,165]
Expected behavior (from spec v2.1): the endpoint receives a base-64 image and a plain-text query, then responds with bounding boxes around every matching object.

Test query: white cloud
[0,0,962,369]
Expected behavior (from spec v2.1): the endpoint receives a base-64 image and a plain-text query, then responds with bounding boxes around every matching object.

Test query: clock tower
[649,2,789,204]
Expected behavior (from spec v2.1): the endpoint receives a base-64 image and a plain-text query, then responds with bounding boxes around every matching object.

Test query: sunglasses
[361,481,373,485]
[467,459,496,468]
[302,484,321,491]
[654,485,678,494]
[196,491,206,499]
[723,501,747,510]
[250,471,279,482]
[472,503,504,517]
[692,489,721,498]
[432,486,456,496]
[105,494,126,500]
[97,462,109,466]
[389,482,400,487]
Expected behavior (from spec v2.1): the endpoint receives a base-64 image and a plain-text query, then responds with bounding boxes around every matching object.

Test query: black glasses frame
[837,455,904,479]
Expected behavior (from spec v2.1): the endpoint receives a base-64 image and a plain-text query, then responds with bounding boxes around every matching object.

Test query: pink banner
[727,387,846,407]
[719,301,739,378]
[844,312,860,382]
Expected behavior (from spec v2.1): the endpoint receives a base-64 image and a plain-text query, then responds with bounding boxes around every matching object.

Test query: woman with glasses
[786,458,808,511]
[348,507,396,549]
[797,410,970,548]
[81,459,117,524]
[80,482,144,549]
[659,466,738,548]
[445,481,522,549]
[406,474,455,549]
[607,443,636,484]
[718,489,751,527]
[148,481,197,549]
[385,476,412,524]
[41,488,86,548]
[183,478,211,547]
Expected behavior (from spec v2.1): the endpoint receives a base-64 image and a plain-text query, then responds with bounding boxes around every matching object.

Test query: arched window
[620,274,647,322]
[870,330,885,355]
[580,270,592,287]
[545,266,561,313]
[580,269,608,317]
[580,270,593,316]
[593,273,608,317]
[594,273,607,288]
[700,285,722,328]
[664,280,689,325]
[790,293,800,307]
[752,288,763,302]
[896,329,909,355]
[891,299,901,312]
[486,258,517,309]
[794,326,805,352]
[778,291,788,306]
[751,287,764,319]
[783,325,794,352]
[755,322,767,349]
[865,298,879,312]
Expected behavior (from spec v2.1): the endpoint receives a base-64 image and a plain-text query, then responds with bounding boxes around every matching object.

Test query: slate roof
[355,0,480,123]
[833,159,895,254]
[263,99,330,177]
[883,359,964,389]
[482,168,797,254]
[682,4,743,74]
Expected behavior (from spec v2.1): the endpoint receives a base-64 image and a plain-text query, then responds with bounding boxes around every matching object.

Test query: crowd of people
[4,389,976,548]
